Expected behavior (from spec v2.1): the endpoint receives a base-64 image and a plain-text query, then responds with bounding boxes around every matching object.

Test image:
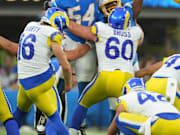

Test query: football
[173,0,180,4]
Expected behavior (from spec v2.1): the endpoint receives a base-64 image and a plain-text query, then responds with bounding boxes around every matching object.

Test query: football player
[108,78,180,135]
[69,7,142,135]
[68,0,144,124]
[13,8,72,135]
[135,54,180,111]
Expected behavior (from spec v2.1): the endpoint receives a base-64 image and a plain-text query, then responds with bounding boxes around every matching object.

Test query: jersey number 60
[105,37,133,60]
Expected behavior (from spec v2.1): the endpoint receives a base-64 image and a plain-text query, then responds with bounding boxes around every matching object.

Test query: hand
[63,83,72,94]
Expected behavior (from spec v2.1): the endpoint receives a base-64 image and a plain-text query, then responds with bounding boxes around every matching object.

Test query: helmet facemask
[100,0,122,17]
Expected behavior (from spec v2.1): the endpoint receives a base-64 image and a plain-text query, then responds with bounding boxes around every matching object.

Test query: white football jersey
[18,21,63,79]
[152,54,180,87]
[93,22,142,74]
[117,91,179,117]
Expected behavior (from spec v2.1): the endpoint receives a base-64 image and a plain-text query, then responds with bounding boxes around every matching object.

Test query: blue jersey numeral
[18,33,36,60]
[105,37,133,60]
[165,55,180,70]
[137,92,167,105]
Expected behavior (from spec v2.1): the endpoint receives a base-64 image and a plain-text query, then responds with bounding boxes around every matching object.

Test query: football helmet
[122,78,146,95]
[41,7,69,32]
[99,0,122,17]
[108,7,130,30]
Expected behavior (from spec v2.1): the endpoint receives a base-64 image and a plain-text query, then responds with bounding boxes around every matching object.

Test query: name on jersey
[25,26,40,33]
[113,30,131,38]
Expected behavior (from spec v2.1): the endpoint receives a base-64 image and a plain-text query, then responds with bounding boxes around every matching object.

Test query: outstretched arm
[135,61,163,78]
[0,36,19,56]
[64,44,91,61]
[108,105,126,135]
[68,21,97,41]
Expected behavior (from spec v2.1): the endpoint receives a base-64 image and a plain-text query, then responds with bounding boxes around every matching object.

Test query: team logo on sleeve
[117,98,121,104]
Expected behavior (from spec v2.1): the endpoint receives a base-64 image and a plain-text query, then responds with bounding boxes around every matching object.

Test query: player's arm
[137,24,144,46]
[51,41,72,93]
[132,0,143,19]
[64,44,91,61]
[108,104,126,135]
[0,36,18,56]
[68,21,97,41]
[135,61,163,78]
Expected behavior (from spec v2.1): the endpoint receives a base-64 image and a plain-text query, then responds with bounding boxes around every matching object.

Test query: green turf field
[0,126,107,135]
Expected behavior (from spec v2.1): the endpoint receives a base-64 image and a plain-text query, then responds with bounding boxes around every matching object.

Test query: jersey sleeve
[47,31,63,47]
[163,57,168,64]
[131,26,143,41]
[123,1,136,27]
[91,22,104,43]
[116,97,128,111]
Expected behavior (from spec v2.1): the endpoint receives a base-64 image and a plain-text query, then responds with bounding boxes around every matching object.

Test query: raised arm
[51,41,72,93]
[133,0,143,19]
[135,61,163,78]
[0,36,19,56]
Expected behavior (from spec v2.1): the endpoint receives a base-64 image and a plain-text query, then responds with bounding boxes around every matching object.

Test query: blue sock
[46,111,69,135]
[70,104,88,130]
[13,107,27,127]
[4,119,20,135]
[78,82,89,97]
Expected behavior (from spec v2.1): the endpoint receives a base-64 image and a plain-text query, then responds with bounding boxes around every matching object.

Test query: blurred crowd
[0,53,18,90]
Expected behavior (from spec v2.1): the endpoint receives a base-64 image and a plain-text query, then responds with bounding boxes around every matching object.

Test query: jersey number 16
[18,33,36,60]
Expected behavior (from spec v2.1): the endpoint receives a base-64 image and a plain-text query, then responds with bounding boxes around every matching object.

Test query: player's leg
[45,86,66,135]
[70,73,108,134]
[57,77,67,122]
[151,113,180,135]
[26,80,68,135]
[116,112,148,135]
[34,107,47,135]
[34,57,62,135]
[0,84,20,135]
[75,46,97,97]
[13,84,33,127]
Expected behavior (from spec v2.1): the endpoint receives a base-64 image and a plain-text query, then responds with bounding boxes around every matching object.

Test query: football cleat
[41,7,69,32]
[108,7,130,30]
